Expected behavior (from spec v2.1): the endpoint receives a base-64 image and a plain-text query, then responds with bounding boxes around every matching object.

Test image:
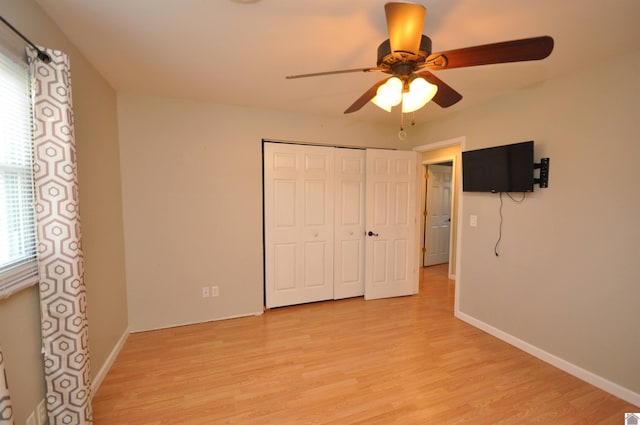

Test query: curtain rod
[0,16,51,63]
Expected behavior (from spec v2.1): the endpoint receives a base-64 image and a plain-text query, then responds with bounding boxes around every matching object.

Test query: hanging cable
[494,192,527,256]
[506,192,526,203]
[0,16,51,63]
[494,192,503,256]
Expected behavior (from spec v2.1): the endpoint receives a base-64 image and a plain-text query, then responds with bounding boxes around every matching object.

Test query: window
[0,49,38,299]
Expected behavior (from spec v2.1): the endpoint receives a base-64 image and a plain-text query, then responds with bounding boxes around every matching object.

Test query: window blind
[0,49,38,299]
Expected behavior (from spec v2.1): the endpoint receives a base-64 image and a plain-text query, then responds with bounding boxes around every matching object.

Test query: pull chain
[398,111,407,140]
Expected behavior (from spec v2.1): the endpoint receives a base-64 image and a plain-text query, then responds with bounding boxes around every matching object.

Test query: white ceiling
[33,0,640,125]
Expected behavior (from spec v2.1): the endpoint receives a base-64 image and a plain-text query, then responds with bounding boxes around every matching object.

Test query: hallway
[420,263,455,312]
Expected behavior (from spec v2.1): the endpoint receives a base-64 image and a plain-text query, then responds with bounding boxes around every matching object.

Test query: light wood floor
[93,267,637,424]
[420,263,455,312]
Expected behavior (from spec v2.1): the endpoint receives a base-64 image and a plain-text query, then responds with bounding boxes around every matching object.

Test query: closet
[263,141,418,308]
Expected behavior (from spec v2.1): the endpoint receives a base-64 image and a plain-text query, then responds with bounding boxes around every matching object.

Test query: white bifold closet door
[364,149,419,300]
[264,142,417,308]
[264,143,337,308]
[334,148,366,300]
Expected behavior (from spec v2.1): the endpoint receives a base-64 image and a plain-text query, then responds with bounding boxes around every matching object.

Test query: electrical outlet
[201,286,210,298]
[26,412,37,425]
[36,399,47,425]
[211,286,219,297]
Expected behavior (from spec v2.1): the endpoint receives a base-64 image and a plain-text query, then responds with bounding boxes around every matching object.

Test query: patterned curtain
[28,48,92,425]
[0,347,15,425]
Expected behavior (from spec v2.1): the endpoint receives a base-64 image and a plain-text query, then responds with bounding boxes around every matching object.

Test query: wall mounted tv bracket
[534,158,550,188]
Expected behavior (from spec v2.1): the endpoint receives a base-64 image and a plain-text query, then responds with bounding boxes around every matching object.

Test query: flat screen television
[462,141,534,193]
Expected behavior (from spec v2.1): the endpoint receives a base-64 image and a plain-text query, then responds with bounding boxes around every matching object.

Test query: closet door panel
[265,143,334,308]
[364,149,419,300]
[334,149,365,299]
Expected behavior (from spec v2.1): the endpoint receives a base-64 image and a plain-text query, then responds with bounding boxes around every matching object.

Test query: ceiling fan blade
[286,67,382,79]
[416,71,462,108]
[385,2,426,54]
[426,36,554,70]
[344,78,389,114]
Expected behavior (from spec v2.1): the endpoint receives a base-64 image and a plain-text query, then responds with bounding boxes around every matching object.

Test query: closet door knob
[367,231,379,237]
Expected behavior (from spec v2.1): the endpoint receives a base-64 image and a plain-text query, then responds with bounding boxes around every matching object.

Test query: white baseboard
[130,310,264,333]
[455,311,640,407]
[91,326,130,396]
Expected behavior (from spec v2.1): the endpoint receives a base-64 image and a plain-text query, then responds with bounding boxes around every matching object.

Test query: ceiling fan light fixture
[401,77,438,113]
[371,98,392,112]
[371,76,403,111]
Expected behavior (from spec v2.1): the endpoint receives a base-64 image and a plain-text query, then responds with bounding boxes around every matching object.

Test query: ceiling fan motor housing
[377,35,432,76]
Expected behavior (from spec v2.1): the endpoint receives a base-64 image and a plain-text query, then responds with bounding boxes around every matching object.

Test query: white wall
[117,95,399,331]
[409,50,640,398]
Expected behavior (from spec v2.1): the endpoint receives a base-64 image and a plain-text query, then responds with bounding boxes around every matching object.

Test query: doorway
[423,162,453,267]
[414,136,464,313]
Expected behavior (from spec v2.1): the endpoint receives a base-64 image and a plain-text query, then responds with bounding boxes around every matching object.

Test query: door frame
[413,136,465,315]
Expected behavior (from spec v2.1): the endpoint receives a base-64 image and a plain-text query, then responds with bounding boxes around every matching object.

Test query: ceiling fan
[286,2,554,116]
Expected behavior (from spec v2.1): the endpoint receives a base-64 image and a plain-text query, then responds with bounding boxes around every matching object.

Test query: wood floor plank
[93,266,637,424]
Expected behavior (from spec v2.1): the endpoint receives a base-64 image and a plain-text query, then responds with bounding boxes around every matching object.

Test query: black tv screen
[462,141,534,193]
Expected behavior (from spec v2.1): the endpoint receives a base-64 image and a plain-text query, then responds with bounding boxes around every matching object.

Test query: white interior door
[364,149,419,300]
[264,143,335,308]
[424,164,452,266]
[334,148,365,299]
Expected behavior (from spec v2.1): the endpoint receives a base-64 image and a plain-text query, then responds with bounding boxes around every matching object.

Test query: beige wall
[117,94,401,331]
[410,50,640,396]
[0,0,128,422]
